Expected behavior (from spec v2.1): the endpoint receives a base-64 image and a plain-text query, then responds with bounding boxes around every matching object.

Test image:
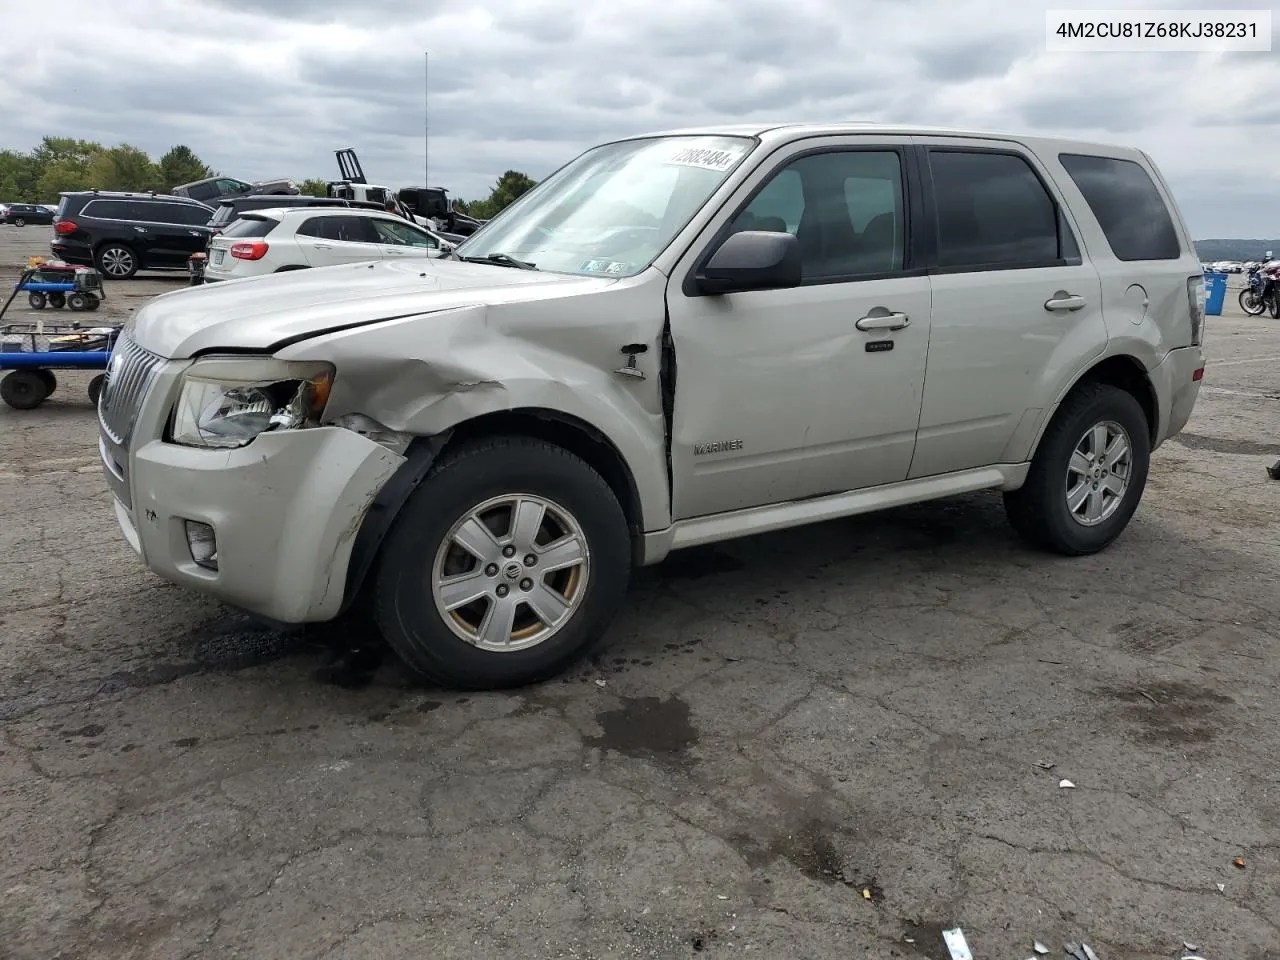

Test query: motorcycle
[1238,256,1280,317]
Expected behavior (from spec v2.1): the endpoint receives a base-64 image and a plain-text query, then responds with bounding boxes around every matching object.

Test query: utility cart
[0,320,121,409]
[14,262,105,312]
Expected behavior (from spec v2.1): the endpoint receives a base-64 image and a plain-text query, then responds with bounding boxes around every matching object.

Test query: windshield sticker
[580,259,629,275]
[665,143,745,173]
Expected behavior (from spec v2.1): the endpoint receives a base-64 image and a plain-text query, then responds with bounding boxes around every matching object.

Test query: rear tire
[27,292,46,309]
[96,243,138,279]
[1270,293,1280,319]
[0,370,51,409]
[1004,383,1150,555]
[375,436,632,690]
[35,369,56,395]
[48,293,66,309]
[67,293,89,311]
[14,217,24,227]
[87,373,105,405]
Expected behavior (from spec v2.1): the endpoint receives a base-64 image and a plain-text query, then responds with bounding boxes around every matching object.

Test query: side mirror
[696,230,801,295]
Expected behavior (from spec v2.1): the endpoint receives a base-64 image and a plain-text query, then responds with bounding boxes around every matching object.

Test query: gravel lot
[2,225,1278,960]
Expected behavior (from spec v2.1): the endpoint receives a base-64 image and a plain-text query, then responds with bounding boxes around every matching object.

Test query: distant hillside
[1194,239,1280,261]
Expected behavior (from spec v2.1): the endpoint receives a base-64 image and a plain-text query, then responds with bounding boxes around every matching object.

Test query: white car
[204,208,451,281]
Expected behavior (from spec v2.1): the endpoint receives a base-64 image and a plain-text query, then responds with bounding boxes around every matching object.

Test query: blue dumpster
[1203,271,1228,316]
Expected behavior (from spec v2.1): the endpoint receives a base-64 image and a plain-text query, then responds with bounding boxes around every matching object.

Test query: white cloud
[1,0,1277,235]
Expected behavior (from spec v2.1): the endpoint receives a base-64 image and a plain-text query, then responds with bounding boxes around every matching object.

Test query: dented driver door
[664,137,931,521]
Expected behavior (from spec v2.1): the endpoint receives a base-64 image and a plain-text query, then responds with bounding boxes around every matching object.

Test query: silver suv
[97,124,1206,689]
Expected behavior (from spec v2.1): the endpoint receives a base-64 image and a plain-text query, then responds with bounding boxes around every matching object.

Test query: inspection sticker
[665,141,746,173]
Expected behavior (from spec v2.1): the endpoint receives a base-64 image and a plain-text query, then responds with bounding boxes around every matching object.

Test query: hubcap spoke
[1102,435,1128,470]
[452,517,503,564]
[509,497,546,550]
[1102,474,1126,496]
[478,594,520,647]
[1085,489,1106,522]
[1066,480,1091,513]
[1069,450,1092,475]
[1090,424,1109,459]
[437,570,490,611]
[537,535,586,573]
[526,582,571,627]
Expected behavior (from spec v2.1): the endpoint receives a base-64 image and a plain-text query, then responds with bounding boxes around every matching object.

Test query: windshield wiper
[458,252,538,270]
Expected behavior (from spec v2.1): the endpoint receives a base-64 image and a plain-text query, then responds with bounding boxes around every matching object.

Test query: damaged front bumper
[110,426,404,623]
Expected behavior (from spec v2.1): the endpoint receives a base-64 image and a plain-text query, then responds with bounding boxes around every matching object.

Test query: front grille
[98,332,164,446]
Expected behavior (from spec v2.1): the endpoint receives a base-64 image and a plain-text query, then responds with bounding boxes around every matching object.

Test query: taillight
[54,220,78,235]
[1187,276,1205,346]
[230,241,268,261]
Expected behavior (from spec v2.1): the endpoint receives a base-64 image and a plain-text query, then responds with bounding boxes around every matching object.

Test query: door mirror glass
[697,230,801,295]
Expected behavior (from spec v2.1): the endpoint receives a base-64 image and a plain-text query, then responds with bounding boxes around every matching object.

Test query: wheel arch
[1029,353,1159,461]
[340,407,645,615]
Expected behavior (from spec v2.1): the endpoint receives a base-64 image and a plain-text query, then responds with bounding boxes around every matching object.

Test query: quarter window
[1058,153,1180,261]
[730,150,906,280]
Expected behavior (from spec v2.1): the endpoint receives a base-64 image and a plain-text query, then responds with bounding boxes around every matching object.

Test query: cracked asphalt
[2,227,1279,959]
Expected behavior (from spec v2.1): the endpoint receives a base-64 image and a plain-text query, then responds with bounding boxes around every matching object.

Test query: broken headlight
[170,358,334,449]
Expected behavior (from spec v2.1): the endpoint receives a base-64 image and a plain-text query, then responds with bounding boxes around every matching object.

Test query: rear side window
[928,150,1066,269]
[1058,153,1180,261]
[297,215,378,243]
[81,199,133,219]
[220,217,278,238]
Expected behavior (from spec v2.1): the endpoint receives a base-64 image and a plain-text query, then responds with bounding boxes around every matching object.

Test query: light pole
[430,51,435,189]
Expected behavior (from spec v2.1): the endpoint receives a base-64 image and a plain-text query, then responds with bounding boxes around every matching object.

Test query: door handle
[1044,294,1086,312]
[312,243,332,250]
[855,312,910,331]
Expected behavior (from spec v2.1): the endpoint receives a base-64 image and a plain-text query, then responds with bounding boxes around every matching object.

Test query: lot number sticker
[665,142,745,173]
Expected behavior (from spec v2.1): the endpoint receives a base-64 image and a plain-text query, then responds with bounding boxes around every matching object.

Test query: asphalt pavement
[2,227,1278,959]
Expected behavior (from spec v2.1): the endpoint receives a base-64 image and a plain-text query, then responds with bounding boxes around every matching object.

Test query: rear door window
[928,150,1066,270]
[82,200,133,220]
[301,216,379,243]
[1058,153,1181,261]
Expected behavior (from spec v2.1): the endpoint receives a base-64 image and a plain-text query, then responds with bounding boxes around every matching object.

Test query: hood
[130,259,617,358]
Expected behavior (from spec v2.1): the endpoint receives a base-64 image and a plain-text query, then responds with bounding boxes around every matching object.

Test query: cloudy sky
[3,0,1277,237]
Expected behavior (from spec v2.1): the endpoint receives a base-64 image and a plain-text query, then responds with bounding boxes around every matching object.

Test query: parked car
[171,176,299,206]
[1,203,55,226]
[49,191,216,278]
[206,194,389,234]
[98,123,1205,690]
[202,207,452,281]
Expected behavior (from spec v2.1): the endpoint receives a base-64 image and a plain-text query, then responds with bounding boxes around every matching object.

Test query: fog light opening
[185,520,219,570]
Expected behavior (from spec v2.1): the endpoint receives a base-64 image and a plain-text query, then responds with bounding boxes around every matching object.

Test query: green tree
[463,170,538,220]
[37,159,94,199]
[30,136,103,170]
[158,145,215,190]
[86,144,159,192]
[296,178,329,197]
[0,149,40,201]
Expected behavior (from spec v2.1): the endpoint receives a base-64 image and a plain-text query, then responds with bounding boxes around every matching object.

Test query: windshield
[457,135,754,277]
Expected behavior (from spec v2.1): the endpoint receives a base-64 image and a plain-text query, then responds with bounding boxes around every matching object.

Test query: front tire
[27,292,46,309]
[96,243,138,279]
[375,436,632,690]
[0,370,51,409]
[1004,383,1150,555]
[1239,288,1265,316]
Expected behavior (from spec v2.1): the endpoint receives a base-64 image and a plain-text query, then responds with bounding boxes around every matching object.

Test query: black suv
[207,194,386,233]
[1,203,55,226]
[50,191,215,279]
[172,176,298,205]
